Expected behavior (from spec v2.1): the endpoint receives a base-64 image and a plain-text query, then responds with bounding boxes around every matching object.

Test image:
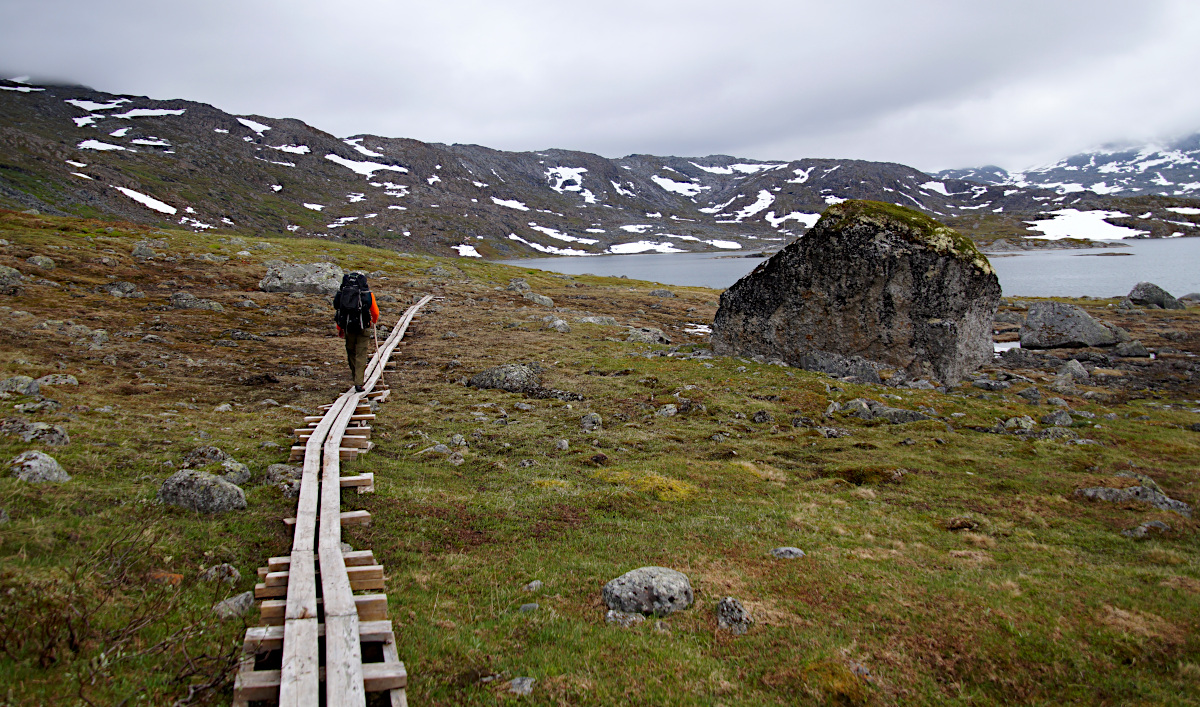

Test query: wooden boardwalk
[233,295,434,706]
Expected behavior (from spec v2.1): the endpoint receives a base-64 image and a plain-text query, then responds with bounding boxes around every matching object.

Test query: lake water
[500,238,1200,298]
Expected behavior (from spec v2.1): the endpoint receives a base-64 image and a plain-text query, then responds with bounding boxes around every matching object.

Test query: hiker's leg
[351,330,370,387]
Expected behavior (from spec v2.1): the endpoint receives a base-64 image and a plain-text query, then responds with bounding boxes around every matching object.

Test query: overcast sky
[3,0,1199,172]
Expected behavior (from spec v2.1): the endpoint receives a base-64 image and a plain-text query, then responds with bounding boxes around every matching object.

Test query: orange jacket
[336,293,379,336]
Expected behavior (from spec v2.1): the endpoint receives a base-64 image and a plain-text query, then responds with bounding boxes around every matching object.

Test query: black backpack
[333,272,372,330]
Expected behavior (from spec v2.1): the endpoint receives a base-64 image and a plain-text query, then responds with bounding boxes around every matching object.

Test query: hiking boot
[354,385,365,392]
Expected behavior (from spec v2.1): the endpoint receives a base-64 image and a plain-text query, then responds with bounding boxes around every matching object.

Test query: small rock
[581,412,602,432]
[1017,387,1042,404]
[514,402,535,412]
[602,566,693,616]
[715,596,753,635]
[648,288,675,298]
[420,443,452,455]
[260,398,279,406]
[447,452,465,466]
[554,439,569,451]
[752,410,773,424]
[34,374,78,387]
[199,563,242,585]
[1058,359,1089,380]
[26,255,55,269]
[10,450,70,483]
[771,547,806,559]
[212,591,255,620]
[519,603,539,613]
[182,445,233,468]
[1003,416,1036,431]
[448,433,466,447]
[469,363,541,393]
[523,580,544,592]
[1075,486,1192,518]
[158,470,247,513]
[1114,340,1150,357]
[656,404,677,417]
[522,291,554,307]
[972,379,1011,391]
[0,376,39,396]
[605,610,646,627]
[508,677,536,696]
[219,460,252,486]
[1121,520,1171,539]
[1040,410,1073,427]
[506,278,531,292]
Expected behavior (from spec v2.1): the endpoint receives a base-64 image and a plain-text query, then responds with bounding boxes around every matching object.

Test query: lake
[499,237,1200,298]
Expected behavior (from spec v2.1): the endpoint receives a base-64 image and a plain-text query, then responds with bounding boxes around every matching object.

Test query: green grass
[0,209,1197,705]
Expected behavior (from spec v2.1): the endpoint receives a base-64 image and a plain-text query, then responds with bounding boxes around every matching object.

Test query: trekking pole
[373,323,387,388]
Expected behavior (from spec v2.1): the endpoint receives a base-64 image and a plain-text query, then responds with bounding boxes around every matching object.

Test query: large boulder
[602,566,693,616]
[1127,282,1184,310]
[711,201,1000,385]
[10,451,70,483]
[259,262,343,296]
[1019,302,1120,349]
[157,470,247,513]
[469,364,541,393]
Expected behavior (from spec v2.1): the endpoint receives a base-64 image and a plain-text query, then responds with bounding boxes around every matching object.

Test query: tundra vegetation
[0,209,1197,705]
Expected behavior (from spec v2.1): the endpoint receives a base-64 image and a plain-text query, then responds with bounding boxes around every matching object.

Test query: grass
[0,209,1197,705]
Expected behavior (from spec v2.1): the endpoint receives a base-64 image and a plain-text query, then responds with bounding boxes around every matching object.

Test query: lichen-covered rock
[199,563,242,585]
[712,201,999,385]
[158,470,247,513]
[1127,282,1184,310]
[1075,485,1192,518]
[259,262,343,295]
[522,291,554,307]
[626,326,670,344]
[602,566,693,616]
[843,398,931,424]
[580,412,602,432]
[182,445,233,468]
[212,591,255,620]
[170,291,224,312]
[0,376,39,396]
[26,255,55,269]
[1019,302,1120,349]
[468,363,541,393]
[10,450,70,483]
[1114,340,1150,357]
[34,374,78,387]
[0,265,23,286]
[716,596,753,635]
[506,278,531,292]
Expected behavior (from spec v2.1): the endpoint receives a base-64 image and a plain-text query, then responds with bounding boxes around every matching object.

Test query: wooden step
[341,472,375,493]
[289,446,362,462]
[283,510,370,527]
[303,414,375,424]
[234,660,406,701]
[242,619,395,653]
[263,550,375,574]
[258,593,388,625]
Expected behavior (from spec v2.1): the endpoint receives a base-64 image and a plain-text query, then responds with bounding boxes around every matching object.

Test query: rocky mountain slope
[2,78,1198,258]
[937,132,1200,199]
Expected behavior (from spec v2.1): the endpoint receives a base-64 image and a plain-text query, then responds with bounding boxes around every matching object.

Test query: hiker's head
[343,272,369,289]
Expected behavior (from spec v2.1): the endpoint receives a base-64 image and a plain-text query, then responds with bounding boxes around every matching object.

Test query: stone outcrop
[259,262,343,295]
[1019,302,1122,349]
[1127,282,1184,310]
[711,201,1000,385]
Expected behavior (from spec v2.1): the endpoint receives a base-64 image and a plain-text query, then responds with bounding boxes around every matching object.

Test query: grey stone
[574,315,618,325]
[1114,340,1150,357]
[519,603,539,613]
[447,452,465,466]
[448,433,466,447]
[259,262,343,295]
[1127,282,1184,310]
[1040,410,1074,427]
[1121,520,1171,539]
[546,318,571,333]
[10,450,69,482]
[523,580,544,592]
[199,563,242,586]
[170,291,224,312]
[842,398,931,424]
[26,255,55,269]
[0,376,39,396]
[1058,359,1089,380]
[506,278,531,292]
[513,402,535,411]
[508,677,536,696]
[1017,387,1042,404]
[712,201,1000,385]
[625,327,671,344]
[157,470,247,513]
[648,288,675,298]
[131,244,156,258]
[212,591,255,620]
[522,291,554,307]
[554,439,569,451]
[182,445,233,468]
[264,464,301,485]
[0,508,8,525]
[605,610,646,627]
[16,422,69,446]
[1075,486,1192,518]
[1003,415,1036,430]
[420,444,452,455]
[1019,301,1119,349]
[580,413,602,432]
[716,596,753,635]
[602,566,693,616]
[468,363,541,393]
[0,265,22,286]
[771,547,806,559]
[219,460,251,486]
[972,379,1011,391]
[656,404,677,417]
[34,374,78,387]
[15,400,61,414]
[752,410,773,424]
[97,281,141,298]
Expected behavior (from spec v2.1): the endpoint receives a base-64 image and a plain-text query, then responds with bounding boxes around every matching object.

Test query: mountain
[2,78,1198,258]
[936,133,1200,198]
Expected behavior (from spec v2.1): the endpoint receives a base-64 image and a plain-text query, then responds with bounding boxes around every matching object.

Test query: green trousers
[344,327,371,387]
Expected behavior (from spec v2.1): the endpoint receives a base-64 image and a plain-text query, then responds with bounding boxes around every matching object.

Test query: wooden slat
[278,617,318,706]
[304,414,375,424]
[340,473,374,491]
[266,550,375,572]
[283,510,371,527]
[231,661,406,702]
[243,620,396,653]
[257,594,388,626]
[382,638,409,707]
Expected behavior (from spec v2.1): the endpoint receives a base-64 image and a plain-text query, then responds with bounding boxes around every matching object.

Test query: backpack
[333,272,372,331]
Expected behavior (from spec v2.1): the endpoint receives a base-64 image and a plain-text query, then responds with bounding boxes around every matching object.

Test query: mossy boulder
[712,200,1000,385]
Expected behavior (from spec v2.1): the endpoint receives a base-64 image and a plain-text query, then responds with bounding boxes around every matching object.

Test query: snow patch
[610,180,635,197]
[824,195,847,205]
[546,166,588,195]
[112,186,176,214]
[109,127,131,137]
[1,85,44,92]
[1166,207,1200,215]
[343,138,384,158]
[325,153,409,177]
[132,138,170,147]
[453,244,482,257]
[347,192,365,203]
[528,223,598,244]
[607,241,684,254]
[66,98,127,111]
[78,139,128,151]
[73,116,97,127]
[271,144,310,155]
[426,174,441,185]
[620,224,654,234]
[509,234,590,256]
[651,174,707,197]
[237,117,271,134]
[787,166,815,184]
[65,160,87,168]
[705,240,742,249]
[492,197,529,211]
[113,108,185,119]
[765,211,820,229]
[732,190,775,220]
[1025,209,1148,240]
[271,185,282,192]
[70,172,93,180]
[302,203,325,211]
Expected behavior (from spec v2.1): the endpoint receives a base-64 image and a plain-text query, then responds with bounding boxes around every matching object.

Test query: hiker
[332,272,380,392]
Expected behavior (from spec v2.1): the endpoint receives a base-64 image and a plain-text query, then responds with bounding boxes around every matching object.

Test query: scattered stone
[468,363,541,393]
[771,547,806,559]
[0,265,23,286]
[26,255,55,269]
[447,452,465,466]
[1121,520,1171,539]
[506,278,531,292]
[0,376,39,396]
[605,610,646,627]
[1004,416,1036,431]
[602,566,693,616]
[1075,486,1192,518]
[1127,282,1184,310]
[752,410,773,424]
[712,201,1000,385]
[34,374,78,387]
[1114,340,1150,357]
[259,262,343,295]
[715,596,752,635]
[581,413,602,432]
[1040,410,1073,427]
[972,379,1010,391]
[219,460,252,486]
[182,445,233,468]
[842,398,931,424]
[522,291,554,307]
[212,591,255,620]
[648,288,675,298]
[157,470,247,513]
[545,318,571,333]
[575,315,618,325]
[1017,387,1042,404]
[200,563,242,585]
[625,326,671,344]
[554,439,569,451]
[1019,301,1121,349]
[944,516,979,531]
[519,603,539,613]
[448,433,466,447]
[514,402,535,412]
[1058,359,1089,380]
[131,243,157,258]
[14,399,61,414]
[420,443,452,456]
[97,281,142,298]
[10,450,70,483]
[170,291,224,312]
[508,677,536,696]
[656,404,677,417]
[214,403,233,412]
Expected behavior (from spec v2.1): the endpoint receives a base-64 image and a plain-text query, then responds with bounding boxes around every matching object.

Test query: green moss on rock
[817,200,994,276]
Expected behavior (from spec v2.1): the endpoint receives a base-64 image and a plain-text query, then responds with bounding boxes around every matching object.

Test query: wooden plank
[258,594,388,626]
[304,414,375,424]
[325,614,367,706]
[233,660,405,702]
[340,472,374,490]
[362,661,407,692]
[382,638,409,707]
[243,620,396,653]
[283,510,371,527]
[289,446,361,461]
[263,563,382,587]
[278,617,319,706]
[255,574,384,598]
[266,550,375,573]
